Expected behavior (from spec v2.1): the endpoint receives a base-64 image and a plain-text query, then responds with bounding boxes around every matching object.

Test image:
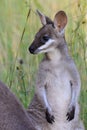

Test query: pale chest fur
[42,61,72,121]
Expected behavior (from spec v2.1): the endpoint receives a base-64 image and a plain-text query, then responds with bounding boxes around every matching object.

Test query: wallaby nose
[29,46,34,54]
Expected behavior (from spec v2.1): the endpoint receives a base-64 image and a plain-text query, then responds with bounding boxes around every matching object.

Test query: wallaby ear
[36,10,54,26]
[54,11,67,32]
[36,10,46,25]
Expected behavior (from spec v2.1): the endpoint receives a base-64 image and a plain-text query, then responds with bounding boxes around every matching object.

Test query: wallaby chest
[40,61,71,103]
[42,60,71,87]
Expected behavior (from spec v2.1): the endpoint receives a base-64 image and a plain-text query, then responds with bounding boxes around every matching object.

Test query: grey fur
[0,81,37,130]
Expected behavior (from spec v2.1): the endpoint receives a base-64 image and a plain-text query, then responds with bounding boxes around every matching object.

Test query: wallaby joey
[29,10,85,130]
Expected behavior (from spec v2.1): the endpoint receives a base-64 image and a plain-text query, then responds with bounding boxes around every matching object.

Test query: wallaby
[0,10,85,130]
[0,81,36,130]
[28,10,85,130]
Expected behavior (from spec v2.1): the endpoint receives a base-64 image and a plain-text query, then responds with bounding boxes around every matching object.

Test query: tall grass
[0,0,87,128]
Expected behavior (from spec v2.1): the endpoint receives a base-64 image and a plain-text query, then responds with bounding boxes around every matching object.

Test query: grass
[0,0,87,129]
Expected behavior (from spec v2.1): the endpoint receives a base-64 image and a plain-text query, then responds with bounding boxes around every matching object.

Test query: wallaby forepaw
[66,106,75,121]
[46,108,55,124]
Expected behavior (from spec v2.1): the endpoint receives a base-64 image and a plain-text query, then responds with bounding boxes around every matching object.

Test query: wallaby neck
[45,43,69,64]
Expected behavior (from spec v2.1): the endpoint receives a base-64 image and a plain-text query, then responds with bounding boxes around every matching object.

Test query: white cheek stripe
[38,39,55,50]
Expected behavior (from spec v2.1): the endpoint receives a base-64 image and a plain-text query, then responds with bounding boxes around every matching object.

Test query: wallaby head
[29,10,67,54]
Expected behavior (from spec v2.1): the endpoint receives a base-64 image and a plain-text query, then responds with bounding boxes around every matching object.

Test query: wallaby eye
[41,35,50,43]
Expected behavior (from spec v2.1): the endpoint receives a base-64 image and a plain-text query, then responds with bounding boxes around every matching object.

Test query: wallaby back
[0,81,36,130]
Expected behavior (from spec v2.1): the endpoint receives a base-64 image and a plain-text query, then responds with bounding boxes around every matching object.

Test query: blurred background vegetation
[0,0,87,128]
